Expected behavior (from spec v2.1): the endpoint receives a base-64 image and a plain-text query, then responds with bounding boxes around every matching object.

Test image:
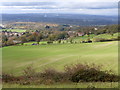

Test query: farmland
[2,30,119,88]
[1,29,26,32]
[2,40,118,88]
[1,1,119,88]
[3,41,118,75]
[1,0,119,87]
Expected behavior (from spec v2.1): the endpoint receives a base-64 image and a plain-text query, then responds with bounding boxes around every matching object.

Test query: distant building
[68,31,76,37]
[13,40,21,43]
[0,24,5,27]
[94,28,98,31]
[77,32,84,36]
[0,24,5,29]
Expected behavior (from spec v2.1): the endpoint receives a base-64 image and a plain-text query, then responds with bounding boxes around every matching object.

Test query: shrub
[70,39,73,44]
[64,64,119,82]
[86,38,92,43]
[47,41,53,44]
[58,40,61,44]
[40,69,64,83]
[7,39,15,46]
[117,36,120,40]
[81,40,92,43]
[81,41,86,43]
[23,66,36,77]
[2,63,119,85]
[93,37,119,42]
[2,73,20,83]
[93,38,106,42]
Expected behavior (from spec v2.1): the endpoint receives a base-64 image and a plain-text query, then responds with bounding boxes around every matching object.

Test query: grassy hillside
[73,33,118,42]
[1,29,26,32]
[3,41,118,76]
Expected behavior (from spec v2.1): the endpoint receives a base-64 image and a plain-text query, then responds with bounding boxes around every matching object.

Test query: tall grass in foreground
[2,63,119,85]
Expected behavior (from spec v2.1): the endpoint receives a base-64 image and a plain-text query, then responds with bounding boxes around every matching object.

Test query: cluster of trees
[76,25,118,35]
[2,30,69,47]
[2,24,119,47]
[5,22,118,35]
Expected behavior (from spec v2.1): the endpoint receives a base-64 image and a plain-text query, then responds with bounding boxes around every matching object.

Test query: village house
[67,31,76,37]
[0,24,5,29]
[2,31,23,37]
[77,32,84,36]
[13,40,21,43]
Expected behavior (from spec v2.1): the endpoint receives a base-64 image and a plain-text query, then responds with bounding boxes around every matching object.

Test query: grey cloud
[2,2,57,6]
[57,2,118,9]
[2,1,117,9]
[1,1,118,15]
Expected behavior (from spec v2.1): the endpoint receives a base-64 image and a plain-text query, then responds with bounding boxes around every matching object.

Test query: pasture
[1,29,26,32]
[3,41,118,76]
[73,33,118,42]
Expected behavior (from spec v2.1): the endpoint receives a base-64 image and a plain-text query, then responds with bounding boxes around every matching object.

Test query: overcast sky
[0,0,119,16]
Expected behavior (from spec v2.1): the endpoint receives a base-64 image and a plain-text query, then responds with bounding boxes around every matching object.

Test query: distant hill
[2,13,118,26]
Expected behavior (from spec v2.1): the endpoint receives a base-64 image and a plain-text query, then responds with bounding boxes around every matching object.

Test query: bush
[93,38,106,42]
[40,69,64,82]
[71,68,118,82]
[87,38,92,43]
[6,40,15,46]
[93,37,119,42]
[58,40,61,44]
[47,41,53,44]
[2,63,119,85]
[64,64,119,82]
[81,40,92,43]
[2,73,20,83]
[23,66,36,77]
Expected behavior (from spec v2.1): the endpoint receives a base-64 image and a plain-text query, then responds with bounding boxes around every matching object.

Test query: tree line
[2,24,119,47]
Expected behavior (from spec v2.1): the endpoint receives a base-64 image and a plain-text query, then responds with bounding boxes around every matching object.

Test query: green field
[2,36,118,88]
[1,29,26,32]
[73,33,118,42]
[3,41,118,75]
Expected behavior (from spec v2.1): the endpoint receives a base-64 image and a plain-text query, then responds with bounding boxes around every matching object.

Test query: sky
[0,0,119,16]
